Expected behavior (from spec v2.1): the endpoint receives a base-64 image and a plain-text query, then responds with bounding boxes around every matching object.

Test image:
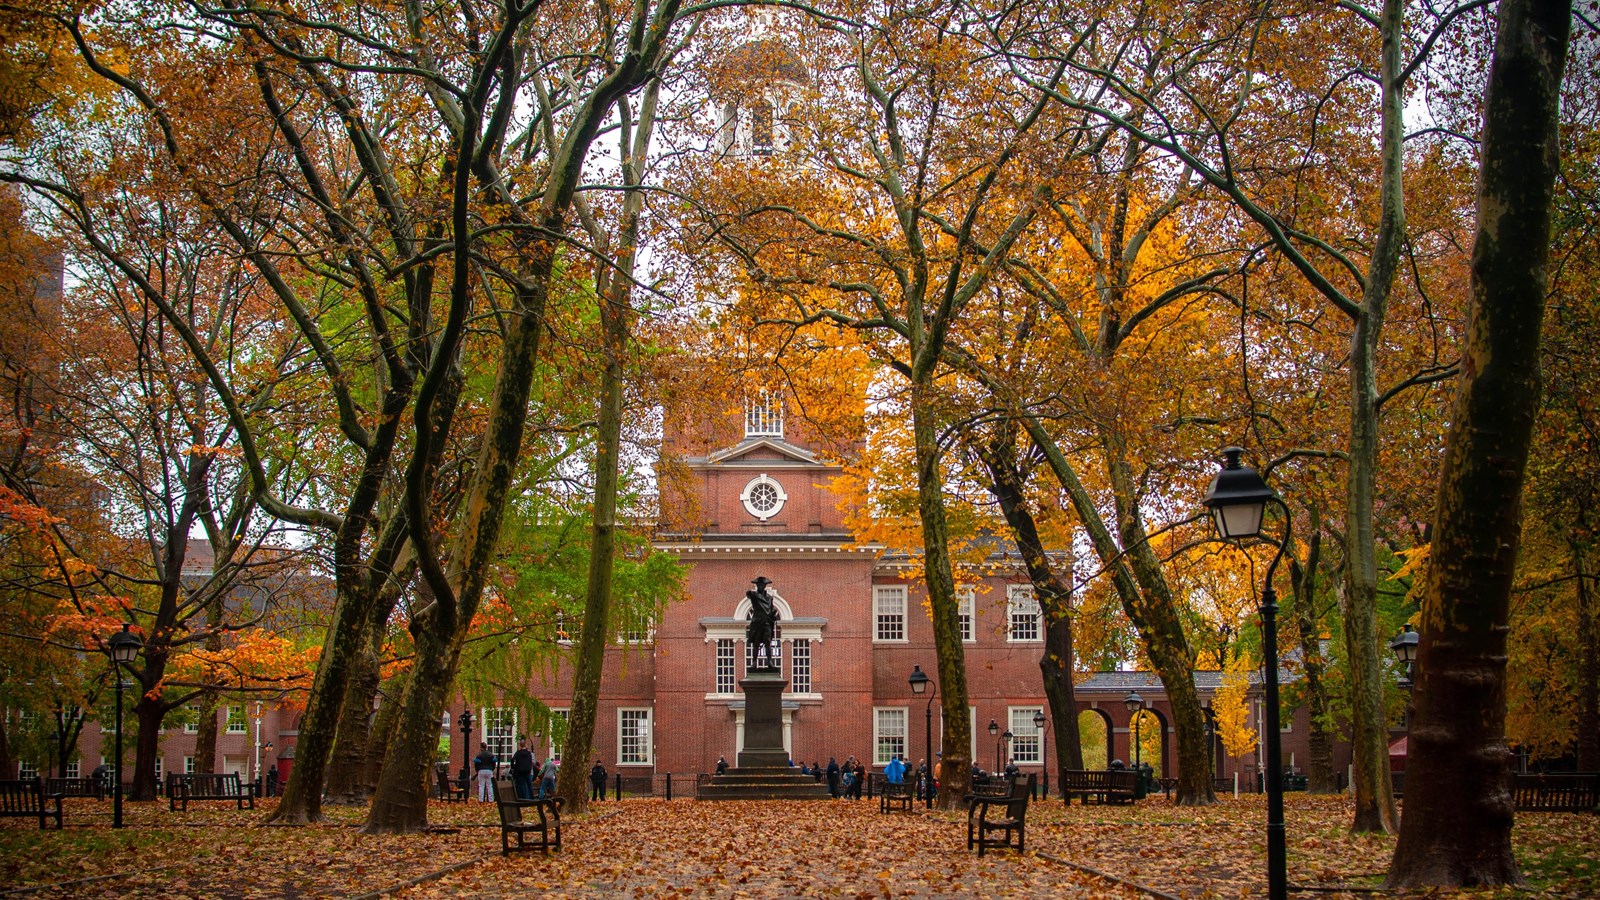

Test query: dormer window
[745,390,784,438]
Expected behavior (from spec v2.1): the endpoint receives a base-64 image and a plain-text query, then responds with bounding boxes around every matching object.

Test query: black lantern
[908,665,937,807]
[1201,447,1277,540]
[1389,623,1420,681]
[1124,692,1147,776]
[459,708,475,789]
[107,623,143,829]
[987,719,1000,773]
[1202,448,1291,900]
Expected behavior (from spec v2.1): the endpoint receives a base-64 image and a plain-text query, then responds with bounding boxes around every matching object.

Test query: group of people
[472,742,612,802]
[803,756,870,799]
[713,751,943,800]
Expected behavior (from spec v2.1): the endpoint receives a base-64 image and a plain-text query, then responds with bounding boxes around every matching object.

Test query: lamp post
[253,701,263,792]
[1124,691,1145,770]
[1033,709,1048,799]
[908,665,937,807]
[459,708,474,788]
[1389,623,1420,688]
[988,719,1000,773]
[107,623,143,829]
[1002,729,1014,775]
[1203,701,1217,779]
[1202,447,1291,900]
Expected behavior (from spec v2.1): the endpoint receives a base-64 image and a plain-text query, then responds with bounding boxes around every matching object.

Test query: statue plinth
[737,668,790,768]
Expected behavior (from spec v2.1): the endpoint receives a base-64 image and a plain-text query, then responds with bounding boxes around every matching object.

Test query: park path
[394,798,1146,899]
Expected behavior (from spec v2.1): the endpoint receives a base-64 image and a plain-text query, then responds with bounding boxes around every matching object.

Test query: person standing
[826,757,841,798]
[538,755,558,800]
[473,743,497,802]
[511,742,535,800]
[885,755,905,784]
[849,759,866,800]
[589,759,607,801]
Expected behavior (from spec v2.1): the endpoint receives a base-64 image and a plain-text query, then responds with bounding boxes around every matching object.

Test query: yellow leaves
[1213,654,1259,759]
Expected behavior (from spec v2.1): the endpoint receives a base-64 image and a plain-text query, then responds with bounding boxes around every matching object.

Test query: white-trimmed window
[154,755,163,781]
[791,639,812,693]
[716,639,736,694]
[874,586,907,642]
[1010,707,1044,764]
[740,474,788,520]
[619,617,653,644]
[874,708,908,766]
[745,390,784,437]
[958,588,975,642]
[1007,585,1041,642]
[483,707,518,764]
[18,761,36,779]
[619,709,652,765]
[554,610,572,644]
[183,703,201,734]
[745,627,782,672]
[65,761,79,779]
[184,756,197,774]
[225,706,247,734]
[549,709,569,763]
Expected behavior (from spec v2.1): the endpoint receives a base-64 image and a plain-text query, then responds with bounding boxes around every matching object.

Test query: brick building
[493,393,1353,790]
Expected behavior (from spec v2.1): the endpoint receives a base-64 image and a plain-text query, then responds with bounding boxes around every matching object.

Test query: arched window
[750,100,775,154]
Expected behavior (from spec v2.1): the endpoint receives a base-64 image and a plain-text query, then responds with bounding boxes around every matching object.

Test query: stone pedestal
[737,668,789,768]
[699,666,830,800]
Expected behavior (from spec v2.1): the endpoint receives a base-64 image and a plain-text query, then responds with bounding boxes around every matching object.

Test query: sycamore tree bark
[1035,0,1458,830]
[974,425,1084,776]
[556,73,669,814]
[363,0,685,834]
[1387,0,1570,885]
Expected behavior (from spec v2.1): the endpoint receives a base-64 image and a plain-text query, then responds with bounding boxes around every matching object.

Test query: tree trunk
[974,426,1082,779]
[270,582,372,823]
[363,670,408,790]
[1388,0,1568,884]
[555,280,626,816]
[1290,527,1338,793]
[324,643,381,803]
[364,624,461,833]
[911,390,973,810]
[1105,442,1214,806]
[132,682,164,801]
[193,690,219,775]
[1343,0,1408,835]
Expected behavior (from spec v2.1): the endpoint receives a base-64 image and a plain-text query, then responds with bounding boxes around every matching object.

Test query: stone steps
[698,767,833,800]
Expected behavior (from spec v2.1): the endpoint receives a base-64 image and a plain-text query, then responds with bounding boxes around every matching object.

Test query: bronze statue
[746,576,780,668]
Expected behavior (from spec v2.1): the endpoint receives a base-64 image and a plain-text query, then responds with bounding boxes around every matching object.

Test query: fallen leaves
[0,792,1595,898]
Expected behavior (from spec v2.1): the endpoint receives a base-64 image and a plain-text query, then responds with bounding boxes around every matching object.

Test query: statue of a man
[746,576,780,668]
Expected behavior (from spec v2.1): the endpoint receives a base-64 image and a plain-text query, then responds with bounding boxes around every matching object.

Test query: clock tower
[650,389,878,774]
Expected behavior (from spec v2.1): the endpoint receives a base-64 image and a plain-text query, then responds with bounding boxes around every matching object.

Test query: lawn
[0,794,1594,897]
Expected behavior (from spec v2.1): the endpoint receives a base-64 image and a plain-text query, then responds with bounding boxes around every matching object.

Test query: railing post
[614,772,622,801]
[666,772,672,801]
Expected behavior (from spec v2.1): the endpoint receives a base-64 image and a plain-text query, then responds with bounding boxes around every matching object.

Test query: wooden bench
[1513,773,1599,812]
[495,780,561,854]
[1060,769,1139,805]
[874,774,914,813]
[46,777,104,801]
[0,779,63,829]
[436,765,467,803]
[966,774,1034,856]
[168,772,254,811]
